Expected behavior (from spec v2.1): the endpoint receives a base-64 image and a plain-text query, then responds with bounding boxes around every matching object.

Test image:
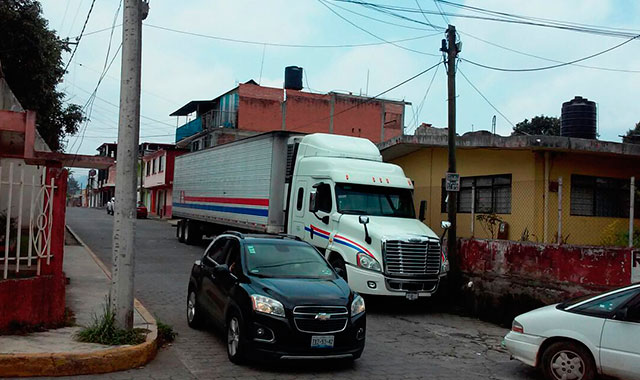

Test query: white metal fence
[0,161,56,280]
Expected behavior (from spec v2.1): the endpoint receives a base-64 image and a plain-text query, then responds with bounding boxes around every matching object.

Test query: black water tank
[561,96,597,139]
[284,66,303,90]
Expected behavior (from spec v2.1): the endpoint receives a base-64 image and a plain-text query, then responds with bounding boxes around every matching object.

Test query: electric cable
[461,34,640,72]
[457,66,515,128]
[62,0,97,73]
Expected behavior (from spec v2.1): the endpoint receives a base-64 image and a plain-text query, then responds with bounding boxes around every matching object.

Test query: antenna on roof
[365,69,370,96]
[492,115,496,135]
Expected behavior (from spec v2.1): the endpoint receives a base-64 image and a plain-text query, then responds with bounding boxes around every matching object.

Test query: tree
[0,0,83,152]
[512,115,561,136]
[67,176,80,197]
[624,121,640,138]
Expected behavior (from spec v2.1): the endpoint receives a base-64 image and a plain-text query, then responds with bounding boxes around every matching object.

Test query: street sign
[445,172,460,192]
[632,250,640,283]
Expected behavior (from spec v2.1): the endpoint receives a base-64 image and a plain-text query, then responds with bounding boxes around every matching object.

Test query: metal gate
[0,162,56,280]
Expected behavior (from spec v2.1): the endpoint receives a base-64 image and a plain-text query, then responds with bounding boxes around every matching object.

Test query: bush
[601,221,640,247]
[76,300,147,346]
[156,320,176,347]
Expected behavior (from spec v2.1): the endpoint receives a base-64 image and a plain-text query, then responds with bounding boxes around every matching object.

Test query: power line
[432,0,450,25]
[333,0,639,39]
[144,23,437,49]
[317,0,440,57]
[290,60,443,131]
[413,0,439,31]
[461,34,640,72]
[409,62,440,133]
[457,66,514,128]
[329,0,432,31]
[63,0,97,73]
[459,31,640,74]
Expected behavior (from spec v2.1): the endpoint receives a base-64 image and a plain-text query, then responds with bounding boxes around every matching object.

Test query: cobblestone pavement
[62,207,541,380]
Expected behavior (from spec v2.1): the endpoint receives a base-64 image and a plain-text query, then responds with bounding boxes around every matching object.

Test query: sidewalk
[0,228,158,377]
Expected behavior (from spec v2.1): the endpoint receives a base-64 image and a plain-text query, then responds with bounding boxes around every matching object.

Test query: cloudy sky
[40,0,640,165]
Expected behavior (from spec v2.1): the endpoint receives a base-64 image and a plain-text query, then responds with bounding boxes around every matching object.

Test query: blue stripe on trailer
[173,202,269,217]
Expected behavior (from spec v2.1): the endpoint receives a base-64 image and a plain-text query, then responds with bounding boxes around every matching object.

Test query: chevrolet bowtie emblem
[315,313,330,321]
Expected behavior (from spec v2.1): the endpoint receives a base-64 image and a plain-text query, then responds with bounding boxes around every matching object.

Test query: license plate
[405,292,419,301]
[311,335,334,348]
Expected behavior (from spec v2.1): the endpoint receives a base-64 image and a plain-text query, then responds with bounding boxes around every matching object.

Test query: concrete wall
[236,83,403,143]
[457,238,635,326]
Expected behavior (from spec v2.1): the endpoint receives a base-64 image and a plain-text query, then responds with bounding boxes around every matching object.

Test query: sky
[38,0,640,177]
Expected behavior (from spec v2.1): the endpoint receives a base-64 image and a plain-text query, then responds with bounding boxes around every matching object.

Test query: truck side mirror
[359,215,372,244]
[359,215,369,224]
[441,220,451,230]
[418,200,427,222]
[309,190,318,213]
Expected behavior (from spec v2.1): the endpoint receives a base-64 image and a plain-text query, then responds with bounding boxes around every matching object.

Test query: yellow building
[380,131,640,246]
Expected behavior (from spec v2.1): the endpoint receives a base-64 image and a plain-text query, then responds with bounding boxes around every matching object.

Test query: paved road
[65,207,540,380]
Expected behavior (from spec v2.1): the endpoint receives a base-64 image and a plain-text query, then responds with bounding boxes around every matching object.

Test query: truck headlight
[251,295,285,318]
[357,252,381,271]
[351,294,365,316]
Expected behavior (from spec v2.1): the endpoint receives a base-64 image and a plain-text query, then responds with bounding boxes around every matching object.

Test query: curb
[0,226,159,378]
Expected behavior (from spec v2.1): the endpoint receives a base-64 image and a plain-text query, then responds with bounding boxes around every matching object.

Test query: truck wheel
[177,220,185,243]
[330,255,348,282]
[184,220,202,245]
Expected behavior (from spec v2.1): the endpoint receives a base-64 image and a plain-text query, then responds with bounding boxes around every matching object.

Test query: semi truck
[173,131,449,298]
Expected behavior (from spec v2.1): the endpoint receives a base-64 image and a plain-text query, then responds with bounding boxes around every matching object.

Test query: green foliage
[600,221,640,247]
[0,0,84,151]
[76,300,147,346]
[512,115,561,136]
[67,176,80,196]
[476,213,504,239]
[156,320,176,347]
[624,121,640,138]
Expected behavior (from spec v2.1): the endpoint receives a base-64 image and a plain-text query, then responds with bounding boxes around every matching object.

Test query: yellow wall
[391,148,640,246]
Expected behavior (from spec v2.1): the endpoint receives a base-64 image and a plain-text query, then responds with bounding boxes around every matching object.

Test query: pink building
[142,148,186,218]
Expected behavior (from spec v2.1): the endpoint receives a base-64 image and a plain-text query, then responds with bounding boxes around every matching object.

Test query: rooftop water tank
[561,96,597,139]
[284,66,303,91]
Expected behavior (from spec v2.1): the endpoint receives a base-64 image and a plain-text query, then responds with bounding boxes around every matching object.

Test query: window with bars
[570,175,639,218]
[441,174,512,214]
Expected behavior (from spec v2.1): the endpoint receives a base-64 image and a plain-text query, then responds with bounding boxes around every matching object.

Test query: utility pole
[111,0,148,329]
[442,25,460,275]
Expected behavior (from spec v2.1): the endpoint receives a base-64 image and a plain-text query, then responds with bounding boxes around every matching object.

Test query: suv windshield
[335,183,415,218]
[244,241,336,279]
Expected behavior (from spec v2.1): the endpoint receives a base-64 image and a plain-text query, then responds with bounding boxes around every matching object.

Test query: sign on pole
[632,250,640,283]
[445,172,460,192]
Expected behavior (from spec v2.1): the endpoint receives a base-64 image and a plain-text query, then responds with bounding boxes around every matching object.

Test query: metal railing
[0,162,56,279]
[201,109,237,130]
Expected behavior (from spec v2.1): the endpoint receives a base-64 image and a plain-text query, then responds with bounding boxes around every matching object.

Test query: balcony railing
[175,117,202,143]
[202,109,237,130]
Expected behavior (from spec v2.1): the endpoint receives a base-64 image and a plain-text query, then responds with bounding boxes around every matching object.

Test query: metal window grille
[441,174,512,214]
[570,175,639,218]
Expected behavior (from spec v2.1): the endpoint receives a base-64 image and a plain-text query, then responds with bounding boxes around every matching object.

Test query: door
[303,182,334,250]
[290,182,307,238]
[201,238,229,324]
[600,292,640,380]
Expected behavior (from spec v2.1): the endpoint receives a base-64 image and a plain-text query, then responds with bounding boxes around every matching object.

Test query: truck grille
[383,240,441,276]
[293,306,348,334]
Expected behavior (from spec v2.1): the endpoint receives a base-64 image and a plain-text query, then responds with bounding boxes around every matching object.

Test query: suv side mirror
[309,190,318,213]
[214,263,230,275]
[614,307,628,321]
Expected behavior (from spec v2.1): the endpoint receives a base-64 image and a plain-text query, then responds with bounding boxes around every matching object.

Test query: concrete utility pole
[444,25,459,273]
[111,0,148,329]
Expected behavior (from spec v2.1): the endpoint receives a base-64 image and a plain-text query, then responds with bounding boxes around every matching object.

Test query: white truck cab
[287,134,448,298]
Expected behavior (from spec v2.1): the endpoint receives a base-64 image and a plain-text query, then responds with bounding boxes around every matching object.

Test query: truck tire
[330,255,348,282]
[177,220,185,243]
[184,220,202,245]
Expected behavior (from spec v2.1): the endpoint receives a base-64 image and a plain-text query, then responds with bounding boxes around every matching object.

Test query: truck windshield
[244,241,337,279]
[335,183,416,218]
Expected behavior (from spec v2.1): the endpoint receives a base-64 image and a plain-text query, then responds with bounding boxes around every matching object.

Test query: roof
[96,142,117,151]
[170,100,216,116]
[379,131,640,161]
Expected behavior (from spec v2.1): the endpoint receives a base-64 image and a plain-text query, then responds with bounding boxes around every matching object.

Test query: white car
[503,283,640,380]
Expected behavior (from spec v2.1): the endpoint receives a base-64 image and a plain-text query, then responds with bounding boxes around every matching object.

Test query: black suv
[186,232,366,364]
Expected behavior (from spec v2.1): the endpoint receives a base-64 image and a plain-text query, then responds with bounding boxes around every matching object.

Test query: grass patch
[156,320,176,347]
[76,300,147,346]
